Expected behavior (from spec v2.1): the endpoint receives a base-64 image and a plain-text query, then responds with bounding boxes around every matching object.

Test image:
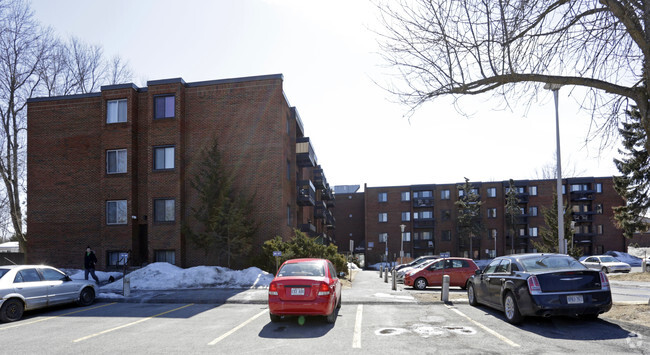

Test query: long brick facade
[27,75,334,269]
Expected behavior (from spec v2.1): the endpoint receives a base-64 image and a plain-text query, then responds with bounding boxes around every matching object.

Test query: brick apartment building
[26,74,335,269]
[333,177,626,266]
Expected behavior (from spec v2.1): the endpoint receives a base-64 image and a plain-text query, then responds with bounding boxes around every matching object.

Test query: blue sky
[30,0,621,188]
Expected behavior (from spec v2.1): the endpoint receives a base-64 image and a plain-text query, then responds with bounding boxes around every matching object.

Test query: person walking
[84,246,100,284]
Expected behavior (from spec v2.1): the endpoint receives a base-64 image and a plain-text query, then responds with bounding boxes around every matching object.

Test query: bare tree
[376,1,649,149]
[67,37,106,94]
[107,55,133,85]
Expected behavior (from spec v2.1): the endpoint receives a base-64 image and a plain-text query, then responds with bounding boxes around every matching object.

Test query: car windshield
[278,262,325,277]
[0,269,8,280]
[600,256,619,263]
[521,256,586,272]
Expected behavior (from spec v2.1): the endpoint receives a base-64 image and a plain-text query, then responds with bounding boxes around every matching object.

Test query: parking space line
[73,303,194,343]
[0,303,117,331]
[352,305,363,349]
[445,305,520,348]
[208,308,267,345]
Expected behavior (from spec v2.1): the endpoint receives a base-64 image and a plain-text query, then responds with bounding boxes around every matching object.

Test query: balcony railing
[314,201,327,219]
[321,186,334,200]
[297,180,316,206]
[297,137,317,168]
[300,223,317,236]
[313,167,327,189]
[413,198,434,208]
[413,219,435,228]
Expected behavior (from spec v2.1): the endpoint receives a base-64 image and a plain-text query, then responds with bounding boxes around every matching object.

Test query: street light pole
[545,83,565,254]
[400,224,406,265]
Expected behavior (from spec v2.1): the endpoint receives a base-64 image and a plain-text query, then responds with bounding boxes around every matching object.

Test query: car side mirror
[64,275,72,281]
[474,269,482,275]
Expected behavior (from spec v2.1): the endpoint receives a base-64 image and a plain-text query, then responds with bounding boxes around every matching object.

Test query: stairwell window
[154,95,175,119]
[154,199,175,222]
[107,99,127,123]
[154,146,175,170]
[106,200,127,225]
[106,149,127,174]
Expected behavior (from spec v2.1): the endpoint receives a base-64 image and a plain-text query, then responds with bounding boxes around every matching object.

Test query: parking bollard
[123,275,131,297]
[379,266,383,278]
[441,275,450,303]
[392,269,397,291]
[384,267,388,283]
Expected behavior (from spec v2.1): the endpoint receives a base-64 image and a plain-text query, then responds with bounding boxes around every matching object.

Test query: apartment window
[107,251,129,267]
[154,199,175,222]
[286,160,291,181]
[378,213,388,223]
[106,149,127,174]
[154,95,175,119]
[401,212,411,222]
[414,211,433,219]
[106,200,127,225]
[529,206,538,216]
[489,229,497,239]
[562,185,566,194]
[487,208,497,218]
[440,189,450,200]
[403,232,411,242]
[287,205,292,226]
[442,230,451,241]
[154,146,175,170]
[155,250,176,265]
[597,225,603,235]
[519,228,526,236]
[401,191,410,201]
[596,204,603,214]
[441,209,451,221]
[414,190,432,198]
[107,99,127,123]
[487,187,496,198]
[596,183,603,193]
[529,186,538,196]
[421,231,432,240]
[379,233,388,243]
[529,227,539,237]
[378,192,387,202]
[458,189,464,197]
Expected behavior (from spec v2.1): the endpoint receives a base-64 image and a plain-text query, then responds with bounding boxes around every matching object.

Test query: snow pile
[99,262,274,291]
[347,262,360,270]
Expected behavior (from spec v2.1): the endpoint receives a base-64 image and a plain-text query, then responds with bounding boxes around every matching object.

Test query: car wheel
[414,277,427,290]
[77,287,95,306]
[468,283,478,306]
[326,309,337,324]
[269,313,281,323]
[646,265,650,272]
[0,298,24,323]
[503,292,523,325]
[601,267,609,274]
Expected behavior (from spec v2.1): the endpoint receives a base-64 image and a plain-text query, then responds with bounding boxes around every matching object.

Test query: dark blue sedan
[466,254,612,324]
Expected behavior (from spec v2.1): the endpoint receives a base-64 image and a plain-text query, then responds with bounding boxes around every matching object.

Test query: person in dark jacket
[84,246,100,284]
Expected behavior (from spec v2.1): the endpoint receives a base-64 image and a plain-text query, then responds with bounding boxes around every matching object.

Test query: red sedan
[404,257,479,290]
[268,258,342,323]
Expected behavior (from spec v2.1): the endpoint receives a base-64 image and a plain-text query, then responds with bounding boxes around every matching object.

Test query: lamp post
[400,224,406,265]
[544,83,565,254]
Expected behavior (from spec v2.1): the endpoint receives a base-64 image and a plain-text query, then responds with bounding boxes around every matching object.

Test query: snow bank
[99,262,274,291]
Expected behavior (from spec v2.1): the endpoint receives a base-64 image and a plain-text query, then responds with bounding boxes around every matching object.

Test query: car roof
[0,264,55,269]
[282,258,327,264]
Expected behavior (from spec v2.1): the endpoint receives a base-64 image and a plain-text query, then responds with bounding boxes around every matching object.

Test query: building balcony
[326,198,335,208]
[515,216,528,225]
[326,211,336,229]
[313,167,327,189]
[413,219,434,228]
[570,190,595,201]
[321,186,334,200]
[572,214,594,223]
[413,198,434,208]
[300,223,317,236]
[516,193,529,203]
[314,201,327,219]
[297,180,316,206]
[297,137,317,168]
[413,240,435,249]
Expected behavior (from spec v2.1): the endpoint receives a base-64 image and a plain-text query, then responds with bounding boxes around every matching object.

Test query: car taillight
[599,272,610,290]
[269,282,278,296]
[318,282,330,296]
[527,275,542,295]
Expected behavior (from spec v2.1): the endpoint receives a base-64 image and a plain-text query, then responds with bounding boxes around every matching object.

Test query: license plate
[291,288,305,296]
[567,295,583,304]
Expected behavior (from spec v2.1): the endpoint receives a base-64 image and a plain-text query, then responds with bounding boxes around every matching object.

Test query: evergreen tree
[455,177,484,259]
[532,192,582,259]
[182,139,257,268]
[504,179,522,255]
[613,106,650,238]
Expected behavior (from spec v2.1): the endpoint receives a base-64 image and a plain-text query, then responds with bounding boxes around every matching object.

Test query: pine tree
[613,106,650,238]
[455,177,484,258]
[532,192,582,259]
[504,179,522,255]
[182,139,257,268]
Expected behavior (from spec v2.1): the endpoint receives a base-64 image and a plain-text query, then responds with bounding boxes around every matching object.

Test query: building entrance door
[138,224,148,263]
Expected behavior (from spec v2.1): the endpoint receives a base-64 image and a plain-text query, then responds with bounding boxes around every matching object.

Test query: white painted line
[0,303,116,331]
[445,305,520,348]
[208,309,267,346]
[352,305,363,349]
[73,303,194,343]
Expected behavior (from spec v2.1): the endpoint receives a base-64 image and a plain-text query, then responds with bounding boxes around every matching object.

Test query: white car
[581,255,631,273]
[0,265,97,322]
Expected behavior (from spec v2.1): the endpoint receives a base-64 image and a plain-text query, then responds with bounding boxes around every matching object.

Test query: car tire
[414,277,427,290]
[336,294,342,309]
[0,298,24,323]
[326,309,337,324]
[269,313,282,322]
[77,287,95,306]
[468,283,478,306]
[503,292,523,325]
